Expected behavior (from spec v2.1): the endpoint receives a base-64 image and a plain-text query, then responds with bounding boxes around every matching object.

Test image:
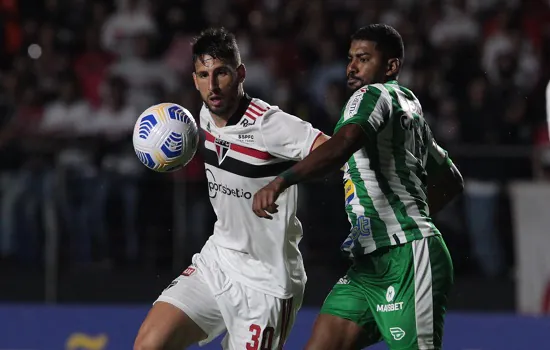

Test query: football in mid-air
[133,103,199,172]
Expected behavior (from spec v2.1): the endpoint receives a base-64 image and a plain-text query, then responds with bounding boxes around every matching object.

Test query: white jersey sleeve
[259,111,323,161]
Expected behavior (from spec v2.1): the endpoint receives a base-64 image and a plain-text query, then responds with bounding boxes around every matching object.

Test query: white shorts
[155,251,303,349]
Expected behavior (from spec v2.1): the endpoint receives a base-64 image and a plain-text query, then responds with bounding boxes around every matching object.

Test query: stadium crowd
[0,0,549,279]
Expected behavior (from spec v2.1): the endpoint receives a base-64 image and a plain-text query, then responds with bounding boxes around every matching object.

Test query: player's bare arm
[253,124,364,219]
[427,158,464,215]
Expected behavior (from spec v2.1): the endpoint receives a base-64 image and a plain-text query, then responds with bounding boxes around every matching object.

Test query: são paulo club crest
[214,138,230,164]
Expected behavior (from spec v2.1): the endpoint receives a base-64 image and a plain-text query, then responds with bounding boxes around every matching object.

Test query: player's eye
[197,72,208,78]
[360,58,368,63]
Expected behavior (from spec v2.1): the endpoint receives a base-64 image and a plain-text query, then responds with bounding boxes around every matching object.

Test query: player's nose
[347,61,357,76]
[208,75,218,91]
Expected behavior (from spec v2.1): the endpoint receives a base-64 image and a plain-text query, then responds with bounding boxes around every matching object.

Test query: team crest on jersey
[215,138,231,164]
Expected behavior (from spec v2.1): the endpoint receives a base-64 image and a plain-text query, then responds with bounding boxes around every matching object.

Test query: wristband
[279,168,299,186]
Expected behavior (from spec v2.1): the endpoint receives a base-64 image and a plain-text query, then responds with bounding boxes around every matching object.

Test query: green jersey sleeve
[334,84,391,138]
[425,127,453,174]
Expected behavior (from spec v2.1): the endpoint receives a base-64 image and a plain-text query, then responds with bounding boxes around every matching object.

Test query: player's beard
[205,94,238,116]
[347,74,365,91]
[206,98,227,115]
[205,82,240,116]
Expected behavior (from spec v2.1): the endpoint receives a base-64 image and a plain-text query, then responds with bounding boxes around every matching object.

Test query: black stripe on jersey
[201,146,296,178]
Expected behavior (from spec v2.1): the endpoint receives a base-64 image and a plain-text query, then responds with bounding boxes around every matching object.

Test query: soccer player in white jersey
[253,24,464,350]
[134,28,328,350]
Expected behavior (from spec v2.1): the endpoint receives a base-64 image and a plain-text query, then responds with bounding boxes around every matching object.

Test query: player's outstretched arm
[252,123,366,219]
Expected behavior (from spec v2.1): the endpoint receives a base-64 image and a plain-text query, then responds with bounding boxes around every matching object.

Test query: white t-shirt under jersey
[198,94,322,299]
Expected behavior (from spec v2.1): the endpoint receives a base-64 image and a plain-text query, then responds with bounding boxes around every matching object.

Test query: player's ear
[386,58,400,78]
[236,64,246,84]
[192,72,199,91]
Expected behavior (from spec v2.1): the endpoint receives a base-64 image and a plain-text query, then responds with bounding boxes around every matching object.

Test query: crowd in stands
[0,0,548,277]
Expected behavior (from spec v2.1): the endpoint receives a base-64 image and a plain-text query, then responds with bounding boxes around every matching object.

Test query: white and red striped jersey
[198,94,323,299]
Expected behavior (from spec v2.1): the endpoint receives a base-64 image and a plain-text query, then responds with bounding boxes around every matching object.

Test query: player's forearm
[277,145,348,189]
[275,125,365,190]
[427,162,464,215]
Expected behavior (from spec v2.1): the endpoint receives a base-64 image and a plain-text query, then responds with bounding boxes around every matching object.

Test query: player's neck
[211,90,245,128]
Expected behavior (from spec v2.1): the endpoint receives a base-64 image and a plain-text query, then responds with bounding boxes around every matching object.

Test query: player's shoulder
[199,103,209,119]
[377,81,421,105]
[387,82,423,116]
[252,98,299,126]
[349,83,392,103]
[344,84,392,117]
[241,97,275,126]
[249,98,272,114]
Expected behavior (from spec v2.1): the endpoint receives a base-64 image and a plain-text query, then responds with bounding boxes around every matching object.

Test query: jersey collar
[225,93,252,127]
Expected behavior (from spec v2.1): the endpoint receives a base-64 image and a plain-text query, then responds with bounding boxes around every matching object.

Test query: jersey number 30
[246,324,275,350]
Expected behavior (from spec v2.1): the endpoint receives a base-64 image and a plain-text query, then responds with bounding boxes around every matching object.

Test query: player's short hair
[351,24,404,61]
[192,27,241,68]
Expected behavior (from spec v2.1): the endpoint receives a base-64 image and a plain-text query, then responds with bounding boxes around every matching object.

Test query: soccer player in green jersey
[252,24,464,350]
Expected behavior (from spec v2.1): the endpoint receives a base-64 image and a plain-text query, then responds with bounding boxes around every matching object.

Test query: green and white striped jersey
[334,80,450,258]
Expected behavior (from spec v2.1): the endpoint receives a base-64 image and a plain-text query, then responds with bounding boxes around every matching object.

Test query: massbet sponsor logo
[376,302,404,313]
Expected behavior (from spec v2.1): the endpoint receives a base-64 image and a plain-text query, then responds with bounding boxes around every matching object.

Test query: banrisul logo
[345,87,368,117]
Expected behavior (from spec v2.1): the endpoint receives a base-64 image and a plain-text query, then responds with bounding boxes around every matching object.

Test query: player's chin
[207,102,226,114]
[347,79,364,90]
[346,80,360,91]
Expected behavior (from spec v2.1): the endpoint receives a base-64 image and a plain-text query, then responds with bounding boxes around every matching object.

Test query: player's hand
[252,177,285,220]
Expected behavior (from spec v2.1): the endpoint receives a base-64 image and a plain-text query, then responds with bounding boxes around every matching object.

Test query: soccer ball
[133,103,199,172]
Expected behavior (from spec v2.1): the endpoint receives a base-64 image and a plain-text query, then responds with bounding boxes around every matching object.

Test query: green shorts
[320,235,453,350]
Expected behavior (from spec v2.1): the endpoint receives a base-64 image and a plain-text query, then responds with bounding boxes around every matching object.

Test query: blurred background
[1,0,550,348]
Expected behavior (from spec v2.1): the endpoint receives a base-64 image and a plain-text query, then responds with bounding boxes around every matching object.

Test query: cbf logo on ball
[133,103,199,173]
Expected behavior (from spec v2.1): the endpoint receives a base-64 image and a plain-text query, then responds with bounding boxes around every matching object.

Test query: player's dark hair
[351,24,404,61]
[192,27,241,69]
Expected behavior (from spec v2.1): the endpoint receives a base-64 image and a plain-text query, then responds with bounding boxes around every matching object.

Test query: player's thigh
[219,283,304,350]
[135,301,204,350]
[305,275,382,350]
[369,236,453,350]
[135,265,225,349]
